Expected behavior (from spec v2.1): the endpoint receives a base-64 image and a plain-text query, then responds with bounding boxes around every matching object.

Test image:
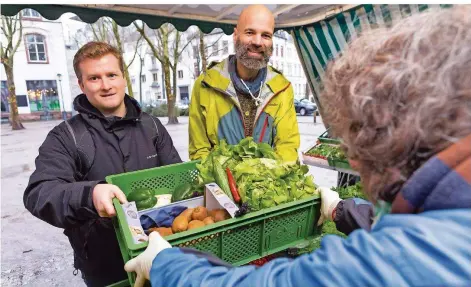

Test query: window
[223,40,229,54]
[193,45,199,59]
[178,70,183,79]
[141,75,146,83]
[281,46,284,57]
[212,41,219,56]
[194,62,200,76]
[1,81,9,112]
[26,80,59,112]
[131,77,136,85]
[22,9,41,19]
[153,73,158,82]
[179,86,189,103]
[276,45,279,57]
[287,63,292,76]
[151,57,156,65]
[25,34,48,63]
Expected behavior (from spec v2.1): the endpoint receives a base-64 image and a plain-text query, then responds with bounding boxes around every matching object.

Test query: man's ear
[233,27,238,43]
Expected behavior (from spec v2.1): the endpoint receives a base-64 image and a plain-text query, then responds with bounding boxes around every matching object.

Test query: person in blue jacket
[124,6,471,287]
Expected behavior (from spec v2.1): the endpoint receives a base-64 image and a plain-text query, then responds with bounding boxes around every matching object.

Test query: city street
[0,115,337,286]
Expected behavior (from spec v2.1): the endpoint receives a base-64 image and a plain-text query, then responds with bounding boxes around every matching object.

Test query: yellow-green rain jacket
[189,58,300,162]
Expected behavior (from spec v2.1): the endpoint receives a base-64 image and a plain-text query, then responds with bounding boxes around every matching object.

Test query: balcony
[148,64,159,72]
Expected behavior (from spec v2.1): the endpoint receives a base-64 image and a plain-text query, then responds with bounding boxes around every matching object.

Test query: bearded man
[188,5,300,162]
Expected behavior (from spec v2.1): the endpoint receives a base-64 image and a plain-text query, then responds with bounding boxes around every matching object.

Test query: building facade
[1,10,313,121]
[1,9,74,120]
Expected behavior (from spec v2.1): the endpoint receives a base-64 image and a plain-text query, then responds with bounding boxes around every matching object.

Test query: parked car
[294,99,317,116]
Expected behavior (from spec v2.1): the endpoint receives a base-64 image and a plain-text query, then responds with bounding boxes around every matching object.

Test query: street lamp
[57,73,67,120]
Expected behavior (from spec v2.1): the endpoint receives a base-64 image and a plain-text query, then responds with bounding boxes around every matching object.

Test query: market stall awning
[1,4,356,34]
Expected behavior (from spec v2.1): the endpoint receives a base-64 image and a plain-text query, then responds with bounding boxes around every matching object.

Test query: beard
[235,38,273,70]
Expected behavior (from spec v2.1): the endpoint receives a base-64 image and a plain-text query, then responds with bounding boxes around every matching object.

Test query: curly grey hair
[320,6,471,202]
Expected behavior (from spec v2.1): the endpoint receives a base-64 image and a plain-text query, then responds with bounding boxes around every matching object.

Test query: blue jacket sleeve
[148,232,406,287]
[149,210,471,287]
[334,198,374,235]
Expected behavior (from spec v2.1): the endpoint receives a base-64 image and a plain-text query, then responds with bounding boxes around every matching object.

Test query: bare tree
[0,15,25,130]
[89,18,110,43]
[170,29,198,109]
[188,29,225,78]
[134,22,196,124]
[110,20,142,99]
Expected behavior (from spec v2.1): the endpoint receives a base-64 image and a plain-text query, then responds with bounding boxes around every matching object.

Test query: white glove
[317,187,342,226]
[124,231,172,287]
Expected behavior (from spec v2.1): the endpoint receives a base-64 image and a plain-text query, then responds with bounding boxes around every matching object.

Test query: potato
[180,208,194,222]
[172,215,188,233]
[203,217,215,225]
[192,206,208,221]
[210,209,230,222]
[188,220,205,230]
[149,227,173,237]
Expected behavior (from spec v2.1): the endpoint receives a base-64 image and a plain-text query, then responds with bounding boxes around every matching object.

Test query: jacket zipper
[258,115,269,143]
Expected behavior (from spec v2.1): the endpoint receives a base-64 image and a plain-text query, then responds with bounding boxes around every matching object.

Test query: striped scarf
[391,133,471,214]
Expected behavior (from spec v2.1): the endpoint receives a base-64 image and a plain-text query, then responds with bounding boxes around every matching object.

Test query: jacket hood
[73,93,142,120]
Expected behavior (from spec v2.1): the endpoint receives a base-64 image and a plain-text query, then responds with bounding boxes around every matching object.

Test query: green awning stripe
[344,12,358,40]
[313,23,334,61]
[327,18,348,51]
[324,21,341,54]
[335,12,352,43]
[349,9,363,36]
[294,29,321,81]
[380,4,393,27]
[373,5,385,26]
[364,4,377,27]
[399,5,412,18]
[419,4,429,12]
[358,7,372,32]
[301,26,327,69]
[309,25,329,64]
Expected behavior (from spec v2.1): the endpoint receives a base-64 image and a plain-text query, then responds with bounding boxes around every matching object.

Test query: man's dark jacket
[23,94,182,286]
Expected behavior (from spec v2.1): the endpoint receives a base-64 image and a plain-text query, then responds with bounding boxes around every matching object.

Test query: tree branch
[90,24,100,41]
[134,21,164,64]
[126,33,143,69]
[11,16,22,57]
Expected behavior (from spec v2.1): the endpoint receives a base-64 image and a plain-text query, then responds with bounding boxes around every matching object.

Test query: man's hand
[92,184,128,217]
[317,186,342,226]
[124,231,172,287]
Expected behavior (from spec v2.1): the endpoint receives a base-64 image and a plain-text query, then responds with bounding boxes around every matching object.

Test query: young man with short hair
[24,42,181,286]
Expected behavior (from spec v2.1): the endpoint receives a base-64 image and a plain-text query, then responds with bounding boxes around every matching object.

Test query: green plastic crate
[106,161,321,286]
[318,129,341,145]
[327,157,352,170]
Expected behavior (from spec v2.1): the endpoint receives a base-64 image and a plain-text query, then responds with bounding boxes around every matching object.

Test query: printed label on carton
[122,202,148,243]
[204,183,239,218]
